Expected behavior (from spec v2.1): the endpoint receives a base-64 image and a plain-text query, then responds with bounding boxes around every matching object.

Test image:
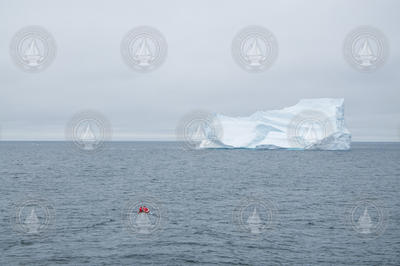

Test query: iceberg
[199,98,351,150]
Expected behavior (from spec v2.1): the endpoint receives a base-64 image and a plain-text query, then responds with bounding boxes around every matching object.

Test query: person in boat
[138,206,150,214]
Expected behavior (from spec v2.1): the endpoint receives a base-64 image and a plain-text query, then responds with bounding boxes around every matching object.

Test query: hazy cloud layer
[0,0,399,141]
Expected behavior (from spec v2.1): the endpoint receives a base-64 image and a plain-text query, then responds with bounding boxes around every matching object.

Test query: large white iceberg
[199,98,351,150]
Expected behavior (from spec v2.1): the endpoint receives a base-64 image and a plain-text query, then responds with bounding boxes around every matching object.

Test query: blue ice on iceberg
[200,98,351,150]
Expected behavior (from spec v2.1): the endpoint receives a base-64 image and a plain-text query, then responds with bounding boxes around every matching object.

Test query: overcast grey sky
[0,0,399,141]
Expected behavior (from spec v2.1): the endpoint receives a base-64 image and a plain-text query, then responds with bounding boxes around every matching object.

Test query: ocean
[0,142,399,265]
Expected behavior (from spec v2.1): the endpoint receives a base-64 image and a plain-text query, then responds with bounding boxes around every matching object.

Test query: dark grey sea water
[0,142,399,265]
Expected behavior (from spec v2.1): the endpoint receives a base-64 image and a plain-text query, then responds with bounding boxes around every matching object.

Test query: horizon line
[0,140,399,143]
